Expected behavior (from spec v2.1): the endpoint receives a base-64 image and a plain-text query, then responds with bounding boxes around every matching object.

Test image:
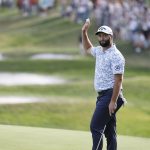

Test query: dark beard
[99,39,111,47]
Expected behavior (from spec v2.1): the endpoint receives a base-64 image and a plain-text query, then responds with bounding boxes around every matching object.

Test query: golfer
[82,20,126,150]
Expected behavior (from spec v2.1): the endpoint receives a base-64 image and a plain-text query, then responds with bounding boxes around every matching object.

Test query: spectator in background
[141,6,150,47]
[30,0,38,15]
[21,0,31,17]
[74,0,92,24]
[94,0,107,27]
[132,30,147,53]
[128,16,139,41]
[60,0,67,17]
[17,0,22,10]
[0,0,14,8]
[38,0,55,17]
[60,0,93,24]
[17,0,38,16]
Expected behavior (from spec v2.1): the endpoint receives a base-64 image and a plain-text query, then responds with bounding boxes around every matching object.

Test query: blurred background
[0,0,149,144]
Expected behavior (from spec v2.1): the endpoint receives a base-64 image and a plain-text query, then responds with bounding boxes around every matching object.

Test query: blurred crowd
[61,0,150,53]
[0,0,150,53]
[92,0,150,53]
[60,0,93,24]
[16,0,55,17]
[0,0,55,17]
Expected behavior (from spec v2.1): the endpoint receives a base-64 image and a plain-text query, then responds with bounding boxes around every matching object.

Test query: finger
[109,109,112,116]
[109,112,111,116]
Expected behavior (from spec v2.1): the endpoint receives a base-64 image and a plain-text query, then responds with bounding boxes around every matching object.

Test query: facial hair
[99,38,111,47]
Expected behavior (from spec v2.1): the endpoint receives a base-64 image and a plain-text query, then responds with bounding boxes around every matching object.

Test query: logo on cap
[95,25,113,36]
[99,26,107,31]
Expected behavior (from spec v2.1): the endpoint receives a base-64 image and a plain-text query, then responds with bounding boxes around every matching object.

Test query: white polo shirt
[90,44,125,92]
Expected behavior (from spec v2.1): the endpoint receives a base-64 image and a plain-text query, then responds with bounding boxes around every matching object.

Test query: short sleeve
[111,54,125,74]
[90,46,100,57]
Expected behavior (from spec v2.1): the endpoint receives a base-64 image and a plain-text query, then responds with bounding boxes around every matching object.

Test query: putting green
[0,125,149,150]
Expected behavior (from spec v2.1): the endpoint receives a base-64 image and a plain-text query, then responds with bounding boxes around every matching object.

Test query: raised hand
[82,18,91,33]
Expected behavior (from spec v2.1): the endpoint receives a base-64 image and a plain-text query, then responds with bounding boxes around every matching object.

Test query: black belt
[98,88,112,95]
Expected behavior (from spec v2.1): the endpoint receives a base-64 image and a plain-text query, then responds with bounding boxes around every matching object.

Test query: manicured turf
[0,7,149,140]
[0,125,149,150]
[0,58,149,137]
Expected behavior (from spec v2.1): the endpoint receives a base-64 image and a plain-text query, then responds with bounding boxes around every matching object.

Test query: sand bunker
[0,72,66,86]
[0,96,45,104]
[31,53,75,60]
[0,53,4,60]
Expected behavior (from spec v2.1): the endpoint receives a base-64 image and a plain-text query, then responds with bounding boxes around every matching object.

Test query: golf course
[0,5,149,150]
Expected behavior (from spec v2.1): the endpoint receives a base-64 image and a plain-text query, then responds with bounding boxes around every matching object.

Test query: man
[82,20,126,150]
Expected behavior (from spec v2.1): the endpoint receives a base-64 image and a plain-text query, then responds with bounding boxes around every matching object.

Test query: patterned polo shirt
[90,44,125,92]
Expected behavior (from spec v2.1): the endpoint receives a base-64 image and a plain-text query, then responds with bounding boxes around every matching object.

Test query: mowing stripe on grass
[0,125,149,150]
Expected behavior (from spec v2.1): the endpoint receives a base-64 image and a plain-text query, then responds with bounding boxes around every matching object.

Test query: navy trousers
[90,89,125,150]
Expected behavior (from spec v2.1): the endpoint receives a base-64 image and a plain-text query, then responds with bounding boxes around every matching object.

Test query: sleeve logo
[115,65,120,71]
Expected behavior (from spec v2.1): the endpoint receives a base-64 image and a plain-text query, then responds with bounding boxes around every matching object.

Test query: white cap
[95,25,113,36]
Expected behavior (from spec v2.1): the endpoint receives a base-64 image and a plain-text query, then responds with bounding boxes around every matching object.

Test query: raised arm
[81,19,93,54]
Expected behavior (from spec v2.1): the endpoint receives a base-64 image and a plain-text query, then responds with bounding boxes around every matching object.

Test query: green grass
[0,8,149,139]
[0,102,93,130]
[0,58,149,137]
[0,125,150,150]
[0,11,83,53]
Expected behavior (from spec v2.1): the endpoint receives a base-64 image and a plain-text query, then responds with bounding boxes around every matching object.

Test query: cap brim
[95,31,113,36]
[95,32,99,35]
[95,31,107,35]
